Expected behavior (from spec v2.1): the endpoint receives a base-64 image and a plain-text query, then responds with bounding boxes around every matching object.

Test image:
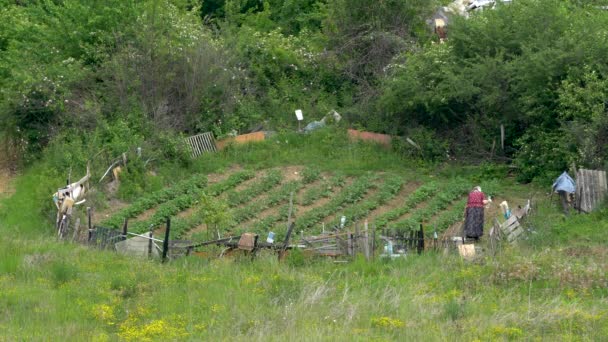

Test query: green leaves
[297,175,375,230]
[120,170,254,234]
[101,174,208,228]
[374,182,439,228]
[393,180,469,232]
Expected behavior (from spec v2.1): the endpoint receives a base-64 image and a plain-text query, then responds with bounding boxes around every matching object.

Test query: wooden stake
[162,217,170,263]
[148,226,154,259]
[417,224,425,255]
[363,220,369,261]
[372,224,376,261]
[87,207,92,244]
[72,218,81,243]
[122,218,129,241]
[286,192,294,226]
[355,223,360,256]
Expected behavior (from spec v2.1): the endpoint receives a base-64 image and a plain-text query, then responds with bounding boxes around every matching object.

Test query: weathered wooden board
[576,169,607,213]
[500,213,524,243]
[185,132,217,158]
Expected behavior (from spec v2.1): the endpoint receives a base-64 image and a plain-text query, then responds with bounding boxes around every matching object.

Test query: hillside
[1,130,607,340]
[1,0,608,339]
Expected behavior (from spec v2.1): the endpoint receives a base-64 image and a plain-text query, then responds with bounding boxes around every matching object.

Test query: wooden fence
[185,132,218,158]
[575,169,607,213]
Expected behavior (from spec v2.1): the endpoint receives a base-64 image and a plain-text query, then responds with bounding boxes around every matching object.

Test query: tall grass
[0,231,606,340]
[2,127,607,340]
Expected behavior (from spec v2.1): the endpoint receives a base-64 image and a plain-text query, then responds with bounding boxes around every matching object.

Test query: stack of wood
[491,199,531,243]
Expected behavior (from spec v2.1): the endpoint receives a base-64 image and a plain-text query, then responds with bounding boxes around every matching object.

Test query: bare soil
[281,165,304,182]
[389,196,433,225]
[233,172,263,192]
[207,164,242,183]
[133,206,157,222]
[95,198,129,221]
[367,181,421,222]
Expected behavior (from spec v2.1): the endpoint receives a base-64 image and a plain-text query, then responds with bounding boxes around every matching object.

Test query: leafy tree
[377,0,608,175]
[323,0,438,92]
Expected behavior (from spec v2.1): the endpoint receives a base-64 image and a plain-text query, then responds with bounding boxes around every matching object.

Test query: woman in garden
[463,186,491,241]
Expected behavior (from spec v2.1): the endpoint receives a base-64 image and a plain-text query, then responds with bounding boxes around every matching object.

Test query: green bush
[514,130,578,184]
[393,127,447,162]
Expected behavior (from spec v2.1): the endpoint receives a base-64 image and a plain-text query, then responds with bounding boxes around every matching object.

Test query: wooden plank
[503,221,520,234]
[194,136,203,156]
[588,169,594,212]
[196,135,204,155]
[193,135,202,157]
[204,133,214,151]
[209,133,218,152]
[504,215,518,226]
[588,170,594,211]
[189,137,197,158]
[578,169,585,212]
[189,136,200,157]
[201,134,209,151]
[199,134,208,152]
[186,136,195,157]
[508,227,524,242]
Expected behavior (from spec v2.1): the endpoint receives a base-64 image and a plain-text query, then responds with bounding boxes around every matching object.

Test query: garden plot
[100,166,479,244]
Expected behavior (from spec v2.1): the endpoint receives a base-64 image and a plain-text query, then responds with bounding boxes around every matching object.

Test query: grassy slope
[1,128,607,340]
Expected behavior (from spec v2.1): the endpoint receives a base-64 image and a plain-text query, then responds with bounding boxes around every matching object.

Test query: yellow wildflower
[371,316,405,329]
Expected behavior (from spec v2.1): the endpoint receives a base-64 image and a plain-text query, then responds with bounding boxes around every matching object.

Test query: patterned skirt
[464,207,484,239]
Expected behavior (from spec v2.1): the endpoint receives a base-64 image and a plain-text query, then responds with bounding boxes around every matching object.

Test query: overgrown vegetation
[4,0,606,181]
[1,0,608,340]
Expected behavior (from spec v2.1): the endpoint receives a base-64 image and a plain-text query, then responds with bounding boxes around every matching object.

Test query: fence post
[122,218,129,241]
[355,223,360,257]
[148,226,154,258]
[417,224,425,255]
[87,207,92,244]
[162,217,170,263]
[372,224,376,261]
[433,224,438,251]
[72,218,81,243]
[363,220,370,261]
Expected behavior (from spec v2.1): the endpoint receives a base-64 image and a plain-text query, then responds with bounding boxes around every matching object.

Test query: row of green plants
[300,174,346,206]
[300,167,322,184]
[250,203,292,232]
[392,181,470,232]
[231,180,303,227]
[127,171,255,234]
[231,167,324,228]
[430,199,467,235]
[240,175,371,236]
[373,182,439,228]
[334,175,405,226]
[296,175,376,231]
[226,170,283,206]
[229,173,345,235]
[100,174,208,228]
[170,171,293,240]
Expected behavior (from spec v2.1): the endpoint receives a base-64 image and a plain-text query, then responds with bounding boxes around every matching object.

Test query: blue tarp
[552,171,576,193]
